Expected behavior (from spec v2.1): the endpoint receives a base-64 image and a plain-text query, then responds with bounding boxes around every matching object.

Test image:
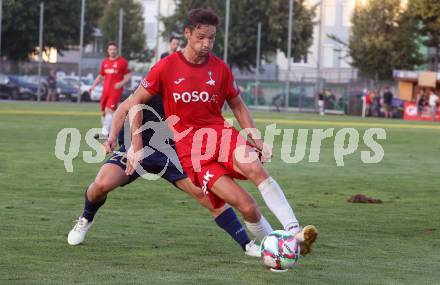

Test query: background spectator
[46,69,57,102]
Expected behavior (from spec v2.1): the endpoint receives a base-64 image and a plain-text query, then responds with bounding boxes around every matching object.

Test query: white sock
[100,116,105,133]
[257,177,300,233]
[244,216,273,242]
[102,113,113,136]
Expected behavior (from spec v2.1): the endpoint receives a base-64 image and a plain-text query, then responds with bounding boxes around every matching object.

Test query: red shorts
[177,125,252,208]
[100,91,122,112]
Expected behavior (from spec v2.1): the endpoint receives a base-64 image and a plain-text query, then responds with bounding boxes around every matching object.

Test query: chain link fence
[238,77,370,115]
[2,58,398,118]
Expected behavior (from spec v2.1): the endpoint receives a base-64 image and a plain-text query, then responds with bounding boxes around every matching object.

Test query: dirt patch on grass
[348,194,382,204]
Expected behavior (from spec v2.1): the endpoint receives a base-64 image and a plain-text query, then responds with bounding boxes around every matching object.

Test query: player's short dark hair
[169,36,180,42]
[107,41,118,48]
[186,8,219,30]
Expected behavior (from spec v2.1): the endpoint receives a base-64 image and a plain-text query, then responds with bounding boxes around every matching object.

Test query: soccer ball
[260,230,300,271]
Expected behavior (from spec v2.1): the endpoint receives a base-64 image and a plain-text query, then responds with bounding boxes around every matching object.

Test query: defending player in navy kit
[67,95,260,257]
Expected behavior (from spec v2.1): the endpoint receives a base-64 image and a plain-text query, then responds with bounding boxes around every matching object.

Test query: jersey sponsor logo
[141,79,150,88]
[104,68,118,74]
[172,91,215,103]
[206,71,215,86]
[201,170,214,194]
[174,78,185,85]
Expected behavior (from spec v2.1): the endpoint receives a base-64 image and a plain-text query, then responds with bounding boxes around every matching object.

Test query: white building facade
[277,0,357,83]
[139,0,177,62]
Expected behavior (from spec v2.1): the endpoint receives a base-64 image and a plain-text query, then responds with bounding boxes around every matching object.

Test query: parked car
[23,75,48,99]
[0,74,11,99]
[56,79,80,101]
[270,92,315,109]
[65,76,102,102]
[65,76,133,102]
[64,77,95,102]
[90,84,103,102]
[0,74,39,100]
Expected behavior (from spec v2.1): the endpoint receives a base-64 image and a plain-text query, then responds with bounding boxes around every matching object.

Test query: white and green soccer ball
[260,230,300,271]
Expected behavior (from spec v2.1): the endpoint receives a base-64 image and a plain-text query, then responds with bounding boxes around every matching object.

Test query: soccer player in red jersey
[90,42,132,139]
[127,9,317,254]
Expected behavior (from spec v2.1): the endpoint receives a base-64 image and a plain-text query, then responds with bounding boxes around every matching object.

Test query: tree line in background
[1,0,317,71]
[339,0,440,83]
[1,0,147,62]
[2,0,440,79]
[162,0,316,70]
[409,0,440,71]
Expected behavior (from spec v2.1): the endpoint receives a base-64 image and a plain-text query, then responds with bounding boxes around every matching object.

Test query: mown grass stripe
[1,109,439,130]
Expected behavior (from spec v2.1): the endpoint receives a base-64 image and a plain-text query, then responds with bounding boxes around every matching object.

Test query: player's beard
[197,48,209,57]
[185,44,209,62]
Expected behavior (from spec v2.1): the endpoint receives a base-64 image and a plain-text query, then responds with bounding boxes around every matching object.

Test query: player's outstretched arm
[228,95,260,143]
[89,75,103,92]
[227,95,272,160]
[125,85,154,175]
[104,99,130,154]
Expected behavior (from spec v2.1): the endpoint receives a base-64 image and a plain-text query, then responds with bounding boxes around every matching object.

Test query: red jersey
[141,52,246,207]
[141,51,239,134]
[365,92,372,105]
[99,56,130,97]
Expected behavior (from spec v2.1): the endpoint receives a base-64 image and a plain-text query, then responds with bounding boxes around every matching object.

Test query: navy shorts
[106,145,187,187]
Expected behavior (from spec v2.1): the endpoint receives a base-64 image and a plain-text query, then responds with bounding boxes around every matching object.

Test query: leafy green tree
[408,0,440,70]
[346,0,422,81]
[99,0,148,61]
[2,0,107,61]
[269,0,316,63]
[161,0,316,70]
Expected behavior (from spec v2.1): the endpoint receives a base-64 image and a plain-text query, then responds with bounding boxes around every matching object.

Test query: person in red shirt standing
[364,89,372,117]
[90,42,132,139]
[126,8,317,258]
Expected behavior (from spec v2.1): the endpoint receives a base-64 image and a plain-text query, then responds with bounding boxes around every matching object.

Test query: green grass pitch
[0,101,439,284]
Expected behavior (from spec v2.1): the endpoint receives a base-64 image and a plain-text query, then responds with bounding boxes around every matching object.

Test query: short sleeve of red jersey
[224,65,240,100]
[140,60,164,95]
[121,58,130,75]
[99,60,105,76]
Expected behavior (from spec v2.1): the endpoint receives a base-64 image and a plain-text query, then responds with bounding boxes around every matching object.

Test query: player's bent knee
[249,161,264,175]
[243,161,267,181]
[237,200,260,223]
[90,180,112,196]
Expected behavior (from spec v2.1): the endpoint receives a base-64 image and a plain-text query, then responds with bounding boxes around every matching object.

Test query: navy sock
[214,207,251,251]
[82,190,106,222]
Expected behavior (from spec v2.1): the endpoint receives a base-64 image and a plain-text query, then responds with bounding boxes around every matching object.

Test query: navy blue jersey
[118,95,174,149]
[107,144,186,186]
